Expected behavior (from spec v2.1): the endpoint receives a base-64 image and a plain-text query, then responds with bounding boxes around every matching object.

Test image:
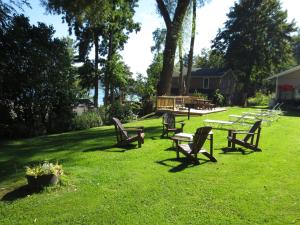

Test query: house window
[203,78,209,89]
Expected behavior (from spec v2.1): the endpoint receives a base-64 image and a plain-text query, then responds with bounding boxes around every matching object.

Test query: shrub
[71,110,103,130]
[247,91,272,106]
[106,101,138,123]
[213,89,225,106]
[192,91,208,99]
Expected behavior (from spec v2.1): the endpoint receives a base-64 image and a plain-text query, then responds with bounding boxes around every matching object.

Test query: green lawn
[0,107,299,225]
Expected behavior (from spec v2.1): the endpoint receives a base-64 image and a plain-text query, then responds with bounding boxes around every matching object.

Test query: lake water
[89,82,139,106]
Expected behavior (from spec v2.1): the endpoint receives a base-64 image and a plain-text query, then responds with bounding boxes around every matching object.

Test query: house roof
[191,68,226,77]
[173,67,226,78]
[266,65,300,80]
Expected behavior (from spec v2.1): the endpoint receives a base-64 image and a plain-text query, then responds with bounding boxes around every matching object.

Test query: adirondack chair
[112,117,144,148]
[161,113,185,137]
[227,120,262,151]
[177,126,217,163]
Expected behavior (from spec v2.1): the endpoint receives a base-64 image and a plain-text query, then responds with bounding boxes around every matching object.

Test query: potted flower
[25,161,63,189]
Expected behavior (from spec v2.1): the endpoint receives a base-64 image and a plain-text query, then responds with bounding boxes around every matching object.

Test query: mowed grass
[0,107,299,225]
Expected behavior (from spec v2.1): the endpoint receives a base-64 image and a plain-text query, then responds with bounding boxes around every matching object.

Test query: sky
[18,0,300,77]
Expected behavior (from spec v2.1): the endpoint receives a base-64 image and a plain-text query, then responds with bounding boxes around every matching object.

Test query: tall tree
[43,0,108,107]
[100,1,140,105]
[156,0,191,96]
[43,0,139,106]
[177,30,184,95]
[0,15,79,137]
[212,0,296,105]
[185,0,196,95]
[292,31,300,65]
[184,0,208,95]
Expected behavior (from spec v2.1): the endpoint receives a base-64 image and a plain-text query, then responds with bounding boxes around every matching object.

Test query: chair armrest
[124,127,144,132]
[232,131,255,135]
[125,126,144,129]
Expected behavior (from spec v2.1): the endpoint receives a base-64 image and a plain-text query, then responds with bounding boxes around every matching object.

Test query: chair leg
[228,130,232,147]
[202,152,217,162]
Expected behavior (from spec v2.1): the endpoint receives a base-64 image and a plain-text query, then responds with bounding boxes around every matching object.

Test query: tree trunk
[157,26,178,96]
[104,31,113,106]
[156,0,191,96]
[178,31,184,95]
[185,0,196,95]
[94,33,99,107]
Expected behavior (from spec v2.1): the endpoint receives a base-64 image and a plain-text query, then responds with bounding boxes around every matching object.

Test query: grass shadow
[156,157,210,173]
[282,110,300,118]
[164,146,176,152]
[220,147,255,155]
[83,143,138,153]
[1,185,41,202]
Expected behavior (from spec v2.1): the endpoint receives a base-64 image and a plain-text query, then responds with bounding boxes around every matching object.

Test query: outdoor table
[170,131,214,159]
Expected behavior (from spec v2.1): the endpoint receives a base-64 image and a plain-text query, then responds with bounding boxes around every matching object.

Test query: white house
[267,65,300,101]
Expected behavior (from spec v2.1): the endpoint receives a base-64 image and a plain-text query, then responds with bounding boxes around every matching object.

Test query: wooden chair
[161,113,185,137]
[112,117,145,148]
[227,120,262,151]
[177,126,217,163]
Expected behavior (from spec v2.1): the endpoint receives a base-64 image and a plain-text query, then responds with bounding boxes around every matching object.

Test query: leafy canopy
[212,0,296,80]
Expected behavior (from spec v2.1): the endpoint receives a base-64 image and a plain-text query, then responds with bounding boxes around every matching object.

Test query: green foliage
[0,15,79,137]
[25,161,63,178]
[192,90,208,99]
[106,101,137,123]
[151,28,166,54]
[71,110,103,131]
[0,0,30,30]
[247,91,272,106]
[212,0,296,104]
[213,89,225,106]
[194,48,224,68]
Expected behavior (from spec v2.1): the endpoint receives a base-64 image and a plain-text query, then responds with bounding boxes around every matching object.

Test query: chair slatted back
[112,117,128,142]
[163,113,176,129]
[243,120,262,142]
[192,126,212,154]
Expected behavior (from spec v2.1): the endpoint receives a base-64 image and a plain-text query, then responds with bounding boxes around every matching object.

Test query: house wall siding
[277,70,300,100]
[278,70,300,87]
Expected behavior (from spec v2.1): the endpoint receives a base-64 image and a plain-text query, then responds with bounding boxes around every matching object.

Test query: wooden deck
[157,107,227,116]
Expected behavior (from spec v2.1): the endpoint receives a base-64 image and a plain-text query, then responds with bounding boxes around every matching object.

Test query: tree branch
[156,0,171,29]
[173,0,191,24]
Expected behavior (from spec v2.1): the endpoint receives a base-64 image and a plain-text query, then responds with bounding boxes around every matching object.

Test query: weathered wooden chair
[227,120,262,151]
[112,117,144,148]
[177,126,217,163]
[161,113,185,137]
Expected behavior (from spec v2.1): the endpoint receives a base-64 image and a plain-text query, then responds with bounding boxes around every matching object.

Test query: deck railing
[156,96,212,111]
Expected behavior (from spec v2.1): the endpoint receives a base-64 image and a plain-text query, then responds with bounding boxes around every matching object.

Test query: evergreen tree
[212,0,296,105]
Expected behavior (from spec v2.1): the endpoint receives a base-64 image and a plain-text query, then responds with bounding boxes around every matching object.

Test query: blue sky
[18,0,300,76]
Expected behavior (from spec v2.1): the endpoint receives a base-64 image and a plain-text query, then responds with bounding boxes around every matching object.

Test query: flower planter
[26,174,59,189]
